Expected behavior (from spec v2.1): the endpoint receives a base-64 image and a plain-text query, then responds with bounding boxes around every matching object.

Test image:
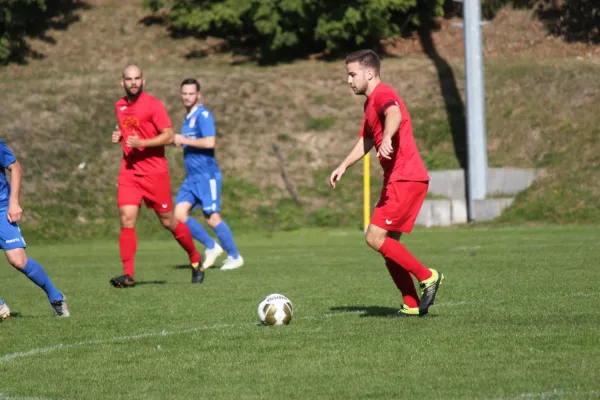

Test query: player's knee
[205,213,222,228]
[365,230,384,251]
[6,249,27,269]
[159,216,174,229]
[173,208,188,222]
[119,213,137,228]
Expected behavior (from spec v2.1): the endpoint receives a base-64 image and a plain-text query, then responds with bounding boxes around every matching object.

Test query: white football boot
[220,255,244,271]
[202,243,224,269]
[0,302,11,320]
[51,295,70,317]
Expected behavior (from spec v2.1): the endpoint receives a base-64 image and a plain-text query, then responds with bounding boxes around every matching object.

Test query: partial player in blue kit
[173,78,244,271]
[0,140,69,317]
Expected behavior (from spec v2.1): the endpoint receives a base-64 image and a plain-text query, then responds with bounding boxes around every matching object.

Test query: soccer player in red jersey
[329,50,444,317]
[110,65,203,287]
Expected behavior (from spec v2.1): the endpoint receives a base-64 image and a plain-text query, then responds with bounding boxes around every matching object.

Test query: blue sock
[0,298,4,305]
[185,217,216,250]
[213,221,239,258]
[20,258,63,303]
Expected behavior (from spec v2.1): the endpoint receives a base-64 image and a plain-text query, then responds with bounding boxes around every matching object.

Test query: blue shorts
[175,173,222,215]
[0,214,26,251]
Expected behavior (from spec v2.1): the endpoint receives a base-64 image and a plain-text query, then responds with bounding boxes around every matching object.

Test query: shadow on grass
[330,305,399,318]
[136,280,167,286]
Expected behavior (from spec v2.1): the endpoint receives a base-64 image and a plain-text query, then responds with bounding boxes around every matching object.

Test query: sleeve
[0,141,16,169]
[151,101,172,132]
[373,90,401,116]
[197,109,216,138]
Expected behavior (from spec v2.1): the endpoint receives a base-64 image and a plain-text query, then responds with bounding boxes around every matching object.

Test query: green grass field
[1,226,599,399]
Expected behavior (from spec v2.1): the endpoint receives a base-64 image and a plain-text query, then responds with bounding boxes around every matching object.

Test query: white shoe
[0,303,11,320]
[220,255,244,271]
[202,243,224,269]
[50,295,70,317]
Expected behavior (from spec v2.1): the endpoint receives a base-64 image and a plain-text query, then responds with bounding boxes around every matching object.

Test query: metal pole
[463,0,488,221]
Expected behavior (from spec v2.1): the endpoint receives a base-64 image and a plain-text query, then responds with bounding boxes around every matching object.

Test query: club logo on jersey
[120,117,140,129]
[189,117,196,128]
[202,111,210,118]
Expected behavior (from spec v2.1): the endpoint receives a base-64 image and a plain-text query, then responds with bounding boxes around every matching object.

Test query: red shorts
[371,180,428,233]
[117,170,174,212]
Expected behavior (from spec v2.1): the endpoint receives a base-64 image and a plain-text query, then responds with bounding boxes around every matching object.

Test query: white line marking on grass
[491,389,600,399]
[0,311,363,364]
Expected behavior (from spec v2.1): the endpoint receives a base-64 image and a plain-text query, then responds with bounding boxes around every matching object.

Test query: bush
[0,0,83,63]
[144,0,445,62]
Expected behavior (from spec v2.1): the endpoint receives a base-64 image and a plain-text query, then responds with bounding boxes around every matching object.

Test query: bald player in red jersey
[110,65,203,288]
[330,50,444,317]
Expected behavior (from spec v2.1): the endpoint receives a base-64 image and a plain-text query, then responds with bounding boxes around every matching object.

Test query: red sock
[119,227,137,278]
[173,222,201,265]
[385,258,420,308]
[379,237,432,282]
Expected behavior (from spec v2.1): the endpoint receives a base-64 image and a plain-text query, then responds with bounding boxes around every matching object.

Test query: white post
[463,0,488,221]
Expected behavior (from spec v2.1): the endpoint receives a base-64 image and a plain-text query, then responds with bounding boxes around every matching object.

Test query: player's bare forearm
[7,160,22,205]
[140,127,175,147]
[340,137,374,169]
[183,136,216,149]
[382,106,401,139]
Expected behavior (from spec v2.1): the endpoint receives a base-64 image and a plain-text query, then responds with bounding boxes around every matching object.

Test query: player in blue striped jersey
[0,139,69,317]
[173,79,244,270]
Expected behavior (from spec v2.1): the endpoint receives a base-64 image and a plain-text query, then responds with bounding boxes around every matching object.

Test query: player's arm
[174,109,217,149]
[5,157,23,223]
[127,127,175,148]
[378,104,401,160]
[329,136,374,188]
[174,136,215,149]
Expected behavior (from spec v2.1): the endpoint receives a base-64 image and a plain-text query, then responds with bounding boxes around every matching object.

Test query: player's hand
[173,134,185,147]
[329,165,346,189]
[7,201,23,223]
[378,136,393,160]
[112,126,122,144]
[126,134,143,148]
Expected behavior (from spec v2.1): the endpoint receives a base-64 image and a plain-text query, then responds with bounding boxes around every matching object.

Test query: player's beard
[125,83,144,100]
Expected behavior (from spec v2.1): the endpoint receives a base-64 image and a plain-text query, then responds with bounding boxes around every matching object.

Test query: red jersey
[359,83,429,183]
[115,92,172,175]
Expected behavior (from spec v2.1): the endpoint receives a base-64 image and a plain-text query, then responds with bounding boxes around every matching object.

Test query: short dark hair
[181,78,200,91]
[345,49,380,75]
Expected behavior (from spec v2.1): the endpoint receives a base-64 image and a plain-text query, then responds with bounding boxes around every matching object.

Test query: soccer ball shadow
[330,306,400,318]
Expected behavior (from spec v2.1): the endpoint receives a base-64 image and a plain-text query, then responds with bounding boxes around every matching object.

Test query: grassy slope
[1,227,599,399]
[0,0,598,241]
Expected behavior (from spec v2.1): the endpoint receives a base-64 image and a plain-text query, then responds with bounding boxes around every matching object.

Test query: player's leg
[174,182,220,266]
[156,208,205,284]
[112,172,142,288]
[4,244,69,316]
[110,204,140,288]
[204,212,243,270]
[198,173,243,270]
[368,181,443,316]
[384,231,420,315]
[141,172,201,268]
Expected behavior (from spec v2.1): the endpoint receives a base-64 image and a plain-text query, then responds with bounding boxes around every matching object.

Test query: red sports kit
[115,92,174,212]
[359,83,430,233]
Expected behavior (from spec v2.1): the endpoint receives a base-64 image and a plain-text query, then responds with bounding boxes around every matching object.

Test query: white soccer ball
[0,303,11,320]
[257,293,293,326]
